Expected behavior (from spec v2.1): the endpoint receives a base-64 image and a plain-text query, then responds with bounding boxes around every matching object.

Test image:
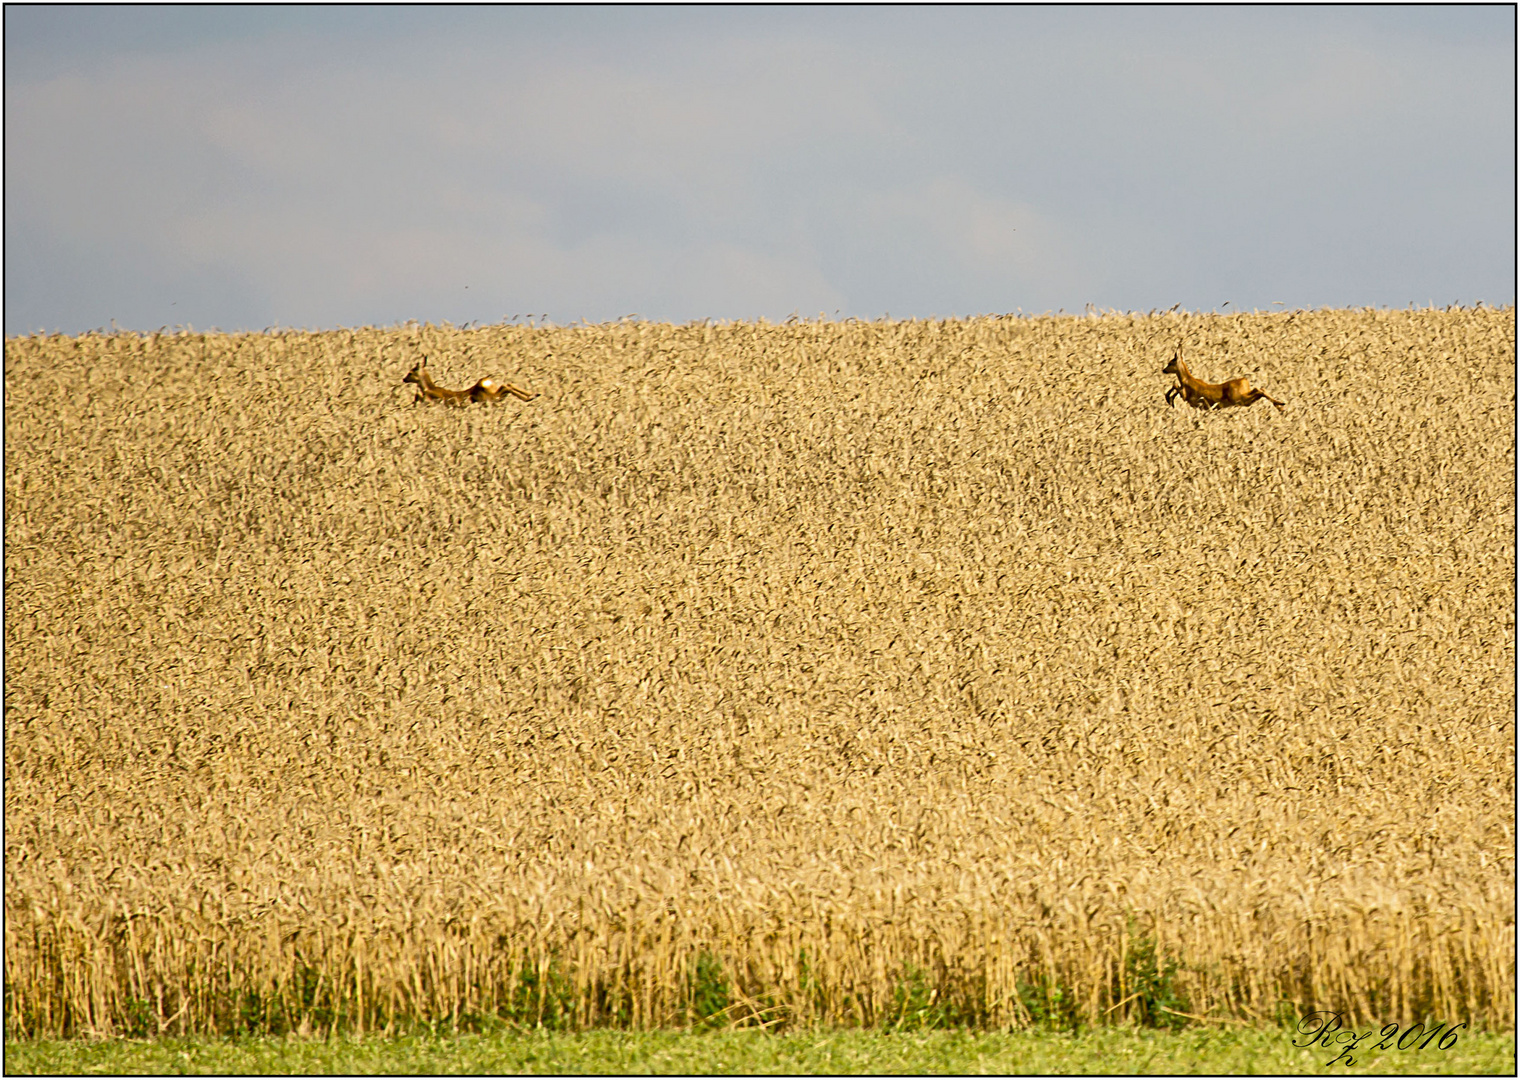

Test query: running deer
[403,357,537,405]
[1163,347,1285,411]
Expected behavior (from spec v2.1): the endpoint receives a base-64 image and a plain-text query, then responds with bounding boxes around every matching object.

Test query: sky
[4,5,1515,336]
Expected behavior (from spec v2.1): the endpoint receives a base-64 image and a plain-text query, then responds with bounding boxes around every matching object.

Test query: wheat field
[4,308,1514,1038]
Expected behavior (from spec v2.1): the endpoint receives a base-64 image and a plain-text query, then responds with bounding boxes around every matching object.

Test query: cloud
[4,7,1513,334]
[9,27,900,329]
[858,178,1080,289]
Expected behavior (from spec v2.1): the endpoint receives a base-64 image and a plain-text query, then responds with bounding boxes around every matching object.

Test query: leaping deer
[403,357,538,405]
[1163,346,1284,411]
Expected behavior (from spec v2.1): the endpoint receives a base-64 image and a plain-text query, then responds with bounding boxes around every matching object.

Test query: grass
[6,1025,1515,1075]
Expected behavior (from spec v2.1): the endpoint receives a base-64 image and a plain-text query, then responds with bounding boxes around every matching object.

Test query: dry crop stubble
[4,309,1513,1039]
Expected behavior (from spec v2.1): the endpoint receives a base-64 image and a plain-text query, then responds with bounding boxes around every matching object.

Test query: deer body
[468,376,538,403]
[404,359,537,405]
[1163,349,1284,411]
[403,361,472,405]
[1164,373,1209,410]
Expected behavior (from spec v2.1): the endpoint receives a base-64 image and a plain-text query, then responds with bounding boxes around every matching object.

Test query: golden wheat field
[4,308,1515,1039]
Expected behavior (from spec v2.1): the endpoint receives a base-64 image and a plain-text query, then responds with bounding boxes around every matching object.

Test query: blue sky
[5,5,1514,335]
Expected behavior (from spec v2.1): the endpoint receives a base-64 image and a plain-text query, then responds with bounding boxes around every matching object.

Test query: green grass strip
[6,1026,1515,1075]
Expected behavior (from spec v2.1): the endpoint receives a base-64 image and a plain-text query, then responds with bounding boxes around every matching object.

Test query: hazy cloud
[5,6,1513,334]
